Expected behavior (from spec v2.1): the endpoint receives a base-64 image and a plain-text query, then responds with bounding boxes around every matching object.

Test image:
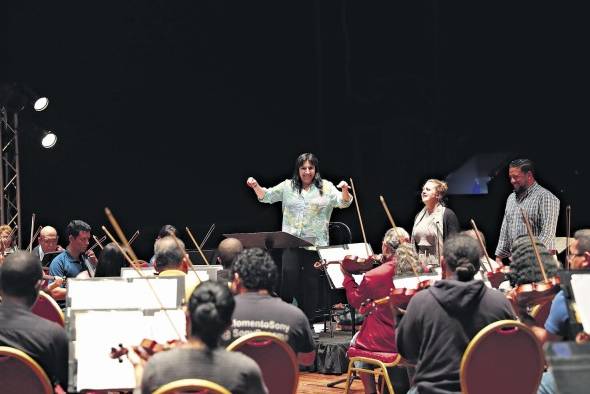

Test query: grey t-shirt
[221,293,315,354]
[141,347,267,394]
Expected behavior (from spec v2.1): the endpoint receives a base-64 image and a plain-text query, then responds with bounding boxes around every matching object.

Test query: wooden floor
[298,371,364,393]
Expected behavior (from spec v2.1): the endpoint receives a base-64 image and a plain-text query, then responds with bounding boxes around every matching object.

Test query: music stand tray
[222,231,313,250]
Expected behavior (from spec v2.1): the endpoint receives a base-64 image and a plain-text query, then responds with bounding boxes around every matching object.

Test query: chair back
[226,332,298,394]
[152,378,231,394]
[31,291,65,327]
[460,320,544,394]
[0,346,53,394]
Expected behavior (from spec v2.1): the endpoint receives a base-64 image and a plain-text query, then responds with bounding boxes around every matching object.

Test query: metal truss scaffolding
[0,108,22,248]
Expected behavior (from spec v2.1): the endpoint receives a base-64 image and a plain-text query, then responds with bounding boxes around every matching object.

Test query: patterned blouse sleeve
[325,180,353,209]
[260,180,287,204]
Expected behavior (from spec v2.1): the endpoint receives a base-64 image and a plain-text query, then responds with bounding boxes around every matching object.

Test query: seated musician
[342,227,412,394]
[462,229,502,288]
[523,230,590,394]
[0,252,68,389]
[32,226,63,262]
[0,224,18,262]
[94,242,128,277]
[131,281,268,394]
[48,220,98,305]
[222,248,316,366]
[154,236,199,303]
[397,235,515,394]
[505,235,560,291]
[149,224,178,265]
[215,237,243,283]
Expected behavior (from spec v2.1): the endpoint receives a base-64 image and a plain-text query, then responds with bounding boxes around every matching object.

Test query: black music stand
[222,231,313,250]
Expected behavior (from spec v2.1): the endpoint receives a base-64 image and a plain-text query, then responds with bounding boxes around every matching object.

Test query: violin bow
[519,207,549,283]
[128,230,140,246]
[91,235,106,251]
[28,213,36,252]
[199,223,215,249]
[185,227,210,265]
[166,229,201,285]
[350,178,371,257]
[28,225,42,253]
[469,219,494,273]
[565,205,571,270]
[379,195,419,278]
[102,209,183,341]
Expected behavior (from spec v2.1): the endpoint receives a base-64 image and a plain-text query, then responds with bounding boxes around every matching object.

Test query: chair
[0,346,53,394]
[226,332,299,394]
[460,319,544,394]
[31,290,65,327]
[152,378,231,394]
[329,221,352,245]
[343,346,404,394]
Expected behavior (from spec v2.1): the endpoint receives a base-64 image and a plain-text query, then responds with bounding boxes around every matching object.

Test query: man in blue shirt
[48,220,98,303]
[534,230,590,394]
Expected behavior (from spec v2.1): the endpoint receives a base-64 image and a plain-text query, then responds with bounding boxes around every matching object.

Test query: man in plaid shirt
[495,159,560,264]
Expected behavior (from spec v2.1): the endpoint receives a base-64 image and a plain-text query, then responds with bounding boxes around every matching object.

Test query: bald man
[32,226,63,263]
[215,238,243,283]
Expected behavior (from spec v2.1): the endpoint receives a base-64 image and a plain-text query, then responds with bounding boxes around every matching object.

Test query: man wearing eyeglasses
[32,226,63,262]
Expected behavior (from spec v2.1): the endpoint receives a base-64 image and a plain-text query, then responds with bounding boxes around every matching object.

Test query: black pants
[280,248,322,321]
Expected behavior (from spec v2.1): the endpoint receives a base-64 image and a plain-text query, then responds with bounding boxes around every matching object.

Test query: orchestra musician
[397,235,515,394]
[154,236,200,303]
[495,159,560,264]
[411,179,459,268]
[523,230,590,394]
[0,224,18,259]
[93,242,128,277]
[246,152,353,320]
[505,235,559,290]
[342,227,413,394]
[48,220,98,305]
[149,224,178,265]
[0,252,68,389]
[129,281,268,394]
[32,226,63,261]
[214,237,243,283]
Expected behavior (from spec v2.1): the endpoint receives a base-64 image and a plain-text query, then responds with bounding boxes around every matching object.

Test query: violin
[313,254,384,274]
[110,338,183,363]
[358,279,434,315]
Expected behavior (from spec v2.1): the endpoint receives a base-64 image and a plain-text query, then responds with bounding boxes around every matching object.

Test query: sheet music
[73,309,186,391]
[393,272,441,289]
[68,277,181,310]
[571,274,590,333]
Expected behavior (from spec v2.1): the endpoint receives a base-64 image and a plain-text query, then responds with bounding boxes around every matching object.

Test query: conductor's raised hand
[246,177,259,189]
[336,180,350,190]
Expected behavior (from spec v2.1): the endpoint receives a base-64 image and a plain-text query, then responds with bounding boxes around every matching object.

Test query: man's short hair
[509,159,535,176]
[0,251,42,298]
[574,229,590,254]
[154,236,185,270]
[66,220,91,238]
[231,248,278,292]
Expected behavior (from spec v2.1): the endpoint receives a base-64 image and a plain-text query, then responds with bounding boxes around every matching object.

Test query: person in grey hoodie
[396,234,516,394]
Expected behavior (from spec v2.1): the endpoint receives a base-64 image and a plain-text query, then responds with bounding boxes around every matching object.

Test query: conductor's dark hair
[95,242,127,277]
[188,281,235,348]
[291,153,323,195]
[66,220,91,238]
[508,235,559,286]
[231,248,278,292]
[509,159,535,177]
[443,235,481,282]
[0,251,42,305]
[157,224,177,239]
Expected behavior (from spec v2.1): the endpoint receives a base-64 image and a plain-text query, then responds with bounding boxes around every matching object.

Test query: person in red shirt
[342,227,413,394]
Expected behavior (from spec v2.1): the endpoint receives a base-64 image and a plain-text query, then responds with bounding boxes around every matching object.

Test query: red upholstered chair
[152,378,231,394]
[460,320,544,394]
[0,346,54,394]
[31,290,65,327]
[226,332,299,394]
[343,346,404,394]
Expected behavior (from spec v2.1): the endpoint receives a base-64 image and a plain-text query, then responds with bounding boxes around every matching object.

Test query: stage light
[32,96,49,112]
[40,130,57,149]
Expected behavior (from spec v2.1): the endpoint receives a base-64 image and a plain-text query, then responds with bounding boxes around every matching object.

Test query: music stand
[222,231,313,250]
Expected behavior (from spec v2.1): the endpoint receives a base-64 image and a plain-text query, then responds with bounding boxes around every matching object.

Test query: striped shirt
[260,179,352,246]
[495,182,560,257]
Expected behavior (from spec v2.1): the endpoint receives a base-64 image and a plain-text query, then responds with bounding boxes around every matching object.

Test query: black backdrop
[2,1,589,258]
